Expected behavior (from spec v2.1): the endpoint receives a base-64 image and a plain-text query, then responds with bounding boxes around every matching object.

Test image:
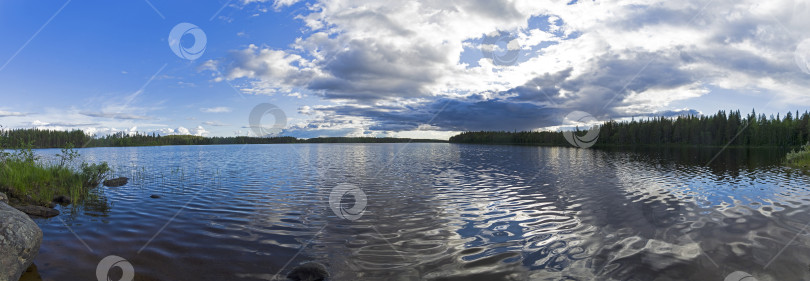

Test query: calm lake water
[24,143,810,280]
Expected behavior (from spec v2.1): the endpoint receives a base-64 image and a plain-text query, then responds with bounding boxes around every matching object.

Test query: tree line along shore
[1,110,806,149]
[450,110,810,147]
[2,109,810,167]
[0,131,446,149]
[448,110,810,167]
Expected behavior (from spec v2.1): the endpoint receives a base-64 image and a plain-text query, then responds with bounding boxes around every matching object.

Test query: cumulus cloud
[213,0,547,100]
[213,0,810,135]
[161,126,209,136]
[81,126,139,138]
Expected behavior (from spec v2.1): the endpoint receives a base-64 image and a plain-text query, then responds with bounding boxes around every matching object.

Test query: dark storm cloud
[317,99,564,132]
[309,39,449,101]
[428,99,563,131]
[507,68,572,103]
[306,48,710,132]
[507,51,697,117]
[309,46,715,132]
[281,127,361,139]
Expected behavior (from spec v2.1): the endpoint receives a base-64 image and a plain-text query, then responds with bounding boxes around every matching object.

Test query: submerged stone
[287,262,329,281]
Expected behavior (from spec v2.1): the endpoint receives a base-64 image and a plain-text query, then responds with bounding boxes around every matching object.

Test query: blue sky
[1,0,809,139]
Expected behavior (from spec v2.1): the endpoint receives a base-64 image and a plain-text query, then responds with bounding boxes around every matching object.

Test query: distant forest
[0,129,445,149]
[2,110,808,149]
[450,110,810,148]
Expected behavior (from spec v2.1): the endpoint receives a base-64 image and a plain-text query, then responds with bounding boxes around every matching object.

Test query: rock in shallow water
[150,194,160,199]
[13,206,59,218]
[0,202,43,281]
[287,262,329,281]
[103,177,129,187]
[18,263,42,281]
[52,195,71,205]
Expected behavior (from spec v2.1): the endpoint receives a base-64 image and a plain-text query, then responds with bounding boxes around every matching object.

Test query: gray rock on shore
[0,202,43,281]
[0,192,7,204]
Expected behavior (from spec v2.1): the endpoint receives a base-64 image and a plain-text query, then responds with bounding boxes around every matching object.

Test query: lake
[25,143,810,280]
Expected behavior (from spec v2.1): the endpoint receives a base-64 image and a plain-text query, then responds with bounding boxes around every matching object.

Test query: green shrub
[0,158,84,205]
[0,141,110,206]
[12,139,37,163]
[786,142,810,168]
[81,162,110,187]
[56,142,80,168]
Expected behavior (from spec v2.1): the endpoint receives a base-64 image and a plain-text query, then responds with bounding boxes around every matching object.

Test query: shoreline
[15,141,799,150]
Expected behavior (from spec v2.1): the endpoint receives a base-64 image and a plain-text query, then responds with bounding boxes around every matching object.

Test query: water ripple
[24,144,810,280]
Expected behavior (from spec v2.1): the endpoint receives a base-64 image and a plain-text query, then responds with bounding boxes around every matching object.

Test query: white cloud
[211,0,810,133]
[191,126,209,136]
[202,121,229,126]
[200,107,232,113]
[161,126,209,136]
[0,110,26,117]
[80,112,153,120]
[240,0,304,11]
[208,44,318,95]
[216,0,549,100]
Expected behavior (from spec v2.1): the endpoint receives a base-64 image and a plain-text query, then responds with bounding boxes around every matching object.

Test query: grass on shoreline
[785,142,810,168]
[0,143,110,206]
